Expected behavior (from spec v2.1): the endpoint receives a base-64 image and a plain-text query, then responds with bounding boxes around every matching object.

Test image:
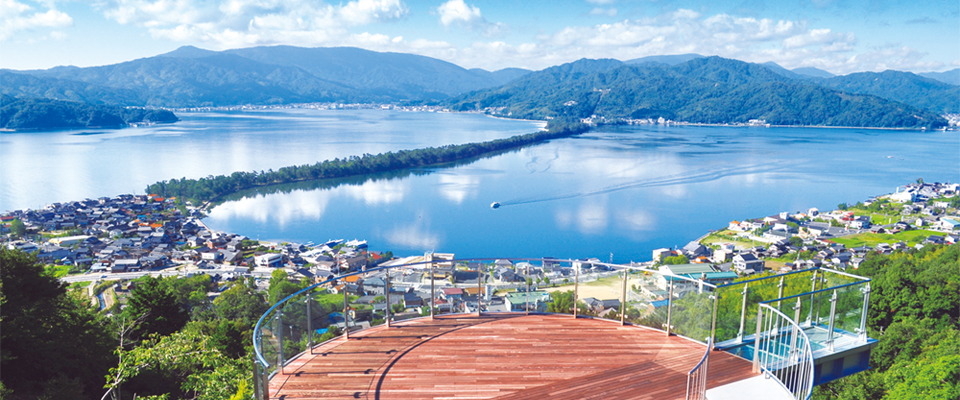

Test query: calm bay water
[2,109,957,262]
[204,122,959,263]
[0,109,542,211]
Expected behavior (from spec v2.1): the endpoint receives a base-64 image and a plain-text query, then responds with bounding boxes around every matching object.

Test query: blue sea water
[204,121,959,262]
[2,109,956,262]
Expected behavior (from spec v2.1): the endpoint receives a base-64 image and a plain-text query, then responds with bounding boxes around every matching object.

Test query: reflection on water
[0,109,541,211]
[205,125,959,262]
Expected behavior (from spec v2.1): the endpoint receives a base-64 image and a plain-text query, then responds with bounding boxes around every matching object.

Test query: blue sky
[2,0,957,74]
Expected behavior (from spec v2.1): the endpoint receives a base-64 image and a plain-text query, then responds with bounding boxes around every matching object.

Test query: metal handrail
[759,279,868,305]
[252,257,718,366]
[686,337,712,400]
[251,257,723,399]
[753,303,815,400]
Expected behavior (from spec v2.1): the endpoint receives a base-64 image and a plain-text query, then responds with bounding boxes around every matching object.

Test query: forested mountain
[624,53,704,66]
[218,46,529,100]
[447,57,947,128]
[0,94,178,131]
[2,45,953,117]
[919,68,960,86]
[1,46,531,108]
[816,70,960,114]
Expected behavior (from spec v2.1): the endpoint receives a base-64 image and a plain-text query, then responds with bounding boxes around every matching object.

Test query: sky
[1,0,958,74]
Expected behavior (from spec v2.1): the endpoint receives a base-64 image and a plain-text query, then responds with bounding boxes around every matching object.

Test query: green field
[700,229,766,249]
[829,229,942,248]
[44,264,72,278]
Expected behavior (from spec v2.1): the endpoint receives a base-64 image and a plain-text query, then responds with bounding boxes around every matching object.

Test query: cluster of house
[642,181,959,294]
[3,194,210,272]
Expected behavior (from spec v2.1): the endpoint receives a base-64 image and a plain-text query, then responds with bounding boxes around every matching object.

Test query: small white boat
[491,202,501,209]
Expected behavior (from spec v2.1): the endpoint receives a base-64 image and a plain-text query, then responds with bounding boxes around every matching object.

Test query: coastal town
[2,180,958,323]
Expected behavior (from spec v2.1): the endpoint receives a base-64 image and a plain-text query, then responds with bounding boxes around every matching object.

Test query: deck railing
[752,303,815,400]
[251,257,867,399]
[686,337,712,400]
[251,257,725,400]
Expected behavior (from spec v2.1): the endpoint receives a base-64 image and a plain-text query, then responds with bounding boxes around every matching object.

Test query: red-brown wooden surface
[270,313,756,399]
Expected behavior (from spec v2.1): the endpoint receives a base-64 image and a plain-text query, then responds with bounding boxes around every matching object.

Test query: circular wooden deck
[270,313,755,400]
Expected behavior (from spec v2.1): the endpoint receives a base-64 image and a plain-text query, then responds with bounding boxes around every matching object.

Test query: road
[60,266,277,283]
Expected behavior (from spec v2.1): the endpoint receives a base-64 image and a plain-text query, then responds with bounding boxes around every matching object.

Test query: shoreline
[168,102,954,132]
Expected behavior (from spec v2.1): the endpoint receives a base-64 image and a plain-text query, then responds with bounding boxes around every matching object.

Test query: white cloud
[0,0,72,40]
[421,9,884,74]
[435,0,504,36]
[339,0,408,26]
[93,0,408,48]
[437,0,481,27]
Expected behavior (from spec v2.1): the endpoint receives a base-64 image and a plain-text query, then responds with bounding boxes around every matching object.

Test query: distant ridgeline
[446,57,952,129]
[0,94,178,131]
[2,45,956,128]
[145,119,588,204]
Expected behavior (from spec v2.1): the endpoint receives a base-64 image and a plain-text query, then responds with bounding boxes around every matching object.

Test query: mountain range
[1,46,529,108]
[1,46,956,129]
[447,56,948,128]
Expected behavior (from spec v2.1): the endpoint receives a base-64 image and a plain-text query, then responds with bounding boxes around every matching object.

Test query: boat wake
[496,162,781,207]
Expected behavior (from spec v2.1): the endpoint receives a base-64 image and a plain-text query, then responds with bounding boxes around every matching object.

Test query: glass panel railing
[254,259,875,399]
[670,283,716,344]
[832,282,866,336]
[278,294,308,363]
[626,268,669,330]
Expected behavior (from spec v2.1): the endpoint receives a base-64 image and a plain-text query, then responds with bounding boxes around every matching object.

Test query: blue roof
[650,300,670,308]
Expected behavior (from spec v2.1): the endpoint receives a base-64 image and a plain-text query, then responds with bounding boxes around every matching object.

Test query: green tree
[788,236,804,247]
[662,254,689,265]
[212,281,268,325]
[102,329,250,400]
[267,269,301,304]
[546,291,575,314]
[0,249,116,400]
[9,218,25,237]
[123,276,190,341]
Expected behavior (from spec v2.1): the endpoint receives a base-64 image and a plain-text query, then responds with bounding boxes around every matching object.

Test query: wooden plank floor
[270,313,756,400]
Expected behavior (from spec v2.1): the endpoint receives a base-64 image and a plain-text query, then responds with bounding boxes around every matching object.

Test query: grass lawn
[44,264,72,278]
[701,230,766,250]
[850,210,901,225]
[829,229,943,248]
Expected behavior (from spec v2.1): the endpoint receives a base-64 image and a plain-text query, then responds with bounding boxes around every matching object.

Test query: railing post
[777,276,784,310]
[478,261,483,317]
[343,286,350,340]
[573,261,579,317]
[710,290,718,344]
[620,267,628,325]
[430,262,436,319]
[525,262,530,314]
[791,297,802,359]
[260,360,271,400]
[666,278,674,336]
[858,283,871,342]
[807,270,818,325]
[737,283,749,342]
[385,272,391,328]
[306,292,313,354]
[276,310,284,375]
[826,290,838,351]
[752,306,763,373]
[814,272,827,324]
[253,353,262,400]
